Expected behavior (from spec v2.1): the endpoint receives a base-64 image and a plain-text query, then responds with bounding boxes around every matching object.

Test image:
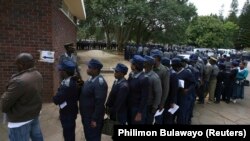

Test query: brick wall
[0,0,77,102]
[51,0,77,99]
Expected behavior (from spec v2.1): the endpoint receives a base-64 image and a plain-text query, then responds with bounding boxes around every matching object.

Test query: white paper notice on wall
[39,50,55,63]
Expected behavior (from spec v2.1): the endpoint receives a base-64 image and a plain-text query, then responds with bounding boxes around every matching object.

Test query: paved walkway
[1,50,250,141]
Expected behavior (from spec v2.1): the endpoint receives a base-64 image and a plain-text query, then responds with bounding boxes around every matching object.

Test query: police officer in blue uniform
[161,57,179,124]
[53,59,79,141]
[143,55,162,124]
[214,63,226,103]
[105,63,129,125]
[59,43,83,87]
[79,59,108,141]
[171,58,195,124]
[188,54,200,124]
[128,55,149,124]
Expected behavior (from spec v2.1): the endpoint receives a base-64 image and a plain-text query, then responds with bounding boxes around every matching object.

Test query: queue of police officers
[51,43,249,141]
[1,40,248,141]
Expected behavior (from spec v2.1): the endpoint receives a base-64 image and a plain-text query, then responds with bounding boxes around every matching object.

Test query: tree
[223,21,239,48]
[186,16,238,48]
[219,4,225,21]
[227,0,239,24]
[77,0,196,51]
[237,0,250,49]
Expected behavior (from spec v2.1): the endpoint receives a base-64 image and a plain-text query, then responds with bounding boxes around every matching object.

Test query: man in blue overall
[80,59,108,141]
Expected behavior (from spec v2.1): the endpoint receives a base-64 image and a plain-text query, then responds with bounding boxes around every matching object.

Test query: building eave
[64,0,86,20]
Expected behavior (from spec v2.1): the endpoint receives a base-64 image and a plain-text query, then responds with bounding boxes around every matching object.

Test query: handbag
[102,116,119,136]
[243,79,249,86]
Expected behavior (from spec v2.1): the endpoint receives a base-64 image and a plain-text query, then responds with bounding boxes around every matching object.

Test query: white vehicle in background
[193,48,214,56]
[218,48,236,55]
[177,54,190,59]
[177,53,203,61]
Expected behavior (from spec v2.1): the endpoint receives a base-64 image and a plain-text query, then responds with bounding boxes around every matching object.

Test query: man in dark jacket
[1,53,44,141]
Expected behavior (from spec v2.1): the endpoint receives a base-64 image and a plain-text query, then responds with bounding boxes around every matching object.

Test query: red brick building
[0,0,86,102]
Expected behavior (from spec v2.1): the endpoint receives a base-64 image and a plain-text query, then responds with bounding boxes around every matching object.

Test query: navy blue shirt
[106,78,129,121]
[176,68,196,105]
[177,69,196,92]
[165,69,178,107]
[79,75,108,121]
[128,71,149,113]
[53,77,79,116]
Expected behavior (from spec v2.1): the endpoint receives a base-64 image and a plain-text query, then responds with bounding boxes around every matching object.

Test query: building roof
[64,0,86,20]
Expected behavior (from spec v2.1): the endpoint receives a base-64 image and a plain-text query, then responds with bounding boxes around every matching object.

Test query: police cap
[88,59,103,70]
[161,57,171,66]
[171,58,182,66]
[144,55,155,65]
[58,59,76,72]
[113,63,128,74]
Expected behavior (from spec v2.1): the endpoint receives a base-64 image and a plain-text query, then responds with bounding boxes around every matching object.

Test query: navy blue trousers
[60,115,77,141]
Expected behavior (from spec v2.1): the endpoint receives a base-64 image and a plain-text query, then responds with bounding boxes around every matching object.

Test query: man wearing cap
[105,63,129,125]
[1,53,44,141]
[171,58,195,124]
[53,59,79,141]
[228,61,240,103]
[214,63,226,103]
[204,56,219,103]
[188,54,202,123]
[128,55,149,124]
[59,43,83,86]
[151,49,170,119]
[222,57,233,102]
[143,55,162,124]
[59,43,77,64]
[162,59,179,125]
[79,59,108,141]
[161,57,171,68]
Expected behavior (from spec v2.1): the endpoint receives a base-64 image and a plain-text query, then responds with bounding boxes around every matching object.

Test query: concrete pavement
[1,50,250,141]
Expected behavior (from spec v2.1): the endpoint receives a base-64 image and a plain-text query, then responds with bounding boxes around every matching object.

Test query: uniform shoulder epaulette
[61,78,70,87]
[98,77,104,85]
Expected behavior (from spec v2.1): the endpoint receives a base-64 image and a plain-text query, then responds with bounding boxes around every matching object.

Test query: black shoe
[197,101,204,104]
[214,101,220,104]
